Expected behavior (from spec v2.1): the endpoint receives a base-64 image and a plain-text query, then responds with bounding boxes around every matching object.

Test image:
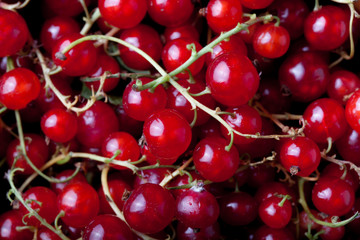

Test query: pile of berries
[1,0,360,239]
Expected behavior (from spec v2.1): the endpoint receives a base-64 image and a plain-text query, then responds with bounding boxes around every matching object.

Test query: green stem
[0,106,7,114]
[189,87,211,97]
[80,7,101,35]
[225,131,234,152]
[6,57,15,72]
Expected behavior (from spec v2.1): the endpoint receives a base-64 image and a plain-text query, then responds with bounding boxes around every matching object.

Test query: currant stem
[298,177,359,227]
[321,151,360,179]
[80,7,101,35]
[159,158,193,187]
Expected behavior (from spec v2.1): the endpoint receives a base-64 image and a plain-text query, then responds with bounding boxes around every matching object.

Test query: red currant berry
[50,169,87,194]
[163,25,200,43]
[0,9,29,57]
[43,0,91,17]
[123,183,175,234]
[0,210,33,240]
[258,195,292,229]
[279,137,321,177]
[122,78,167,121]
[318,216,345,240]
[255,182,293,203]
[304,5,349,51]
[312,177,355,216]
[133,168,171,188]
[143,109,192,159]
[37,227,61,240]
[327,70,360,105]
[206,0,243,33]
[148,0,194,27]
[98,0,147,29]
[336,128,360,166]
[141,144,178,166]
[58,182,100,228]
[253,225,295,240]
[193,136,240,182]
[0,68,40,110]
[252,23,290,59]
[206,52,259,106]
[345,89,360,132]
[321,163,359,192]
[119,24,163,70]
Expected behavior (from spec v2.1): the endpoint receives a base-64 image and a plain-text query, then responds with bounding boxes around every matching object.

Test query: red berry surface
[345,89,360,132]
[0,210,33,240]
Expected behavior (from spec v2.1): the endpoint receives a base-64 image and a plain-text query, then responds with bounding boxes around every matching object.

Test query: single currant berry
[122,78,167,121]
[327,70,360,105]
[258,195,292,229]
[166,79,216,126]
[220,105,262,145]
[303,98,348,144]
[43,0,91,17]
[118,24,163,70]
[279,137,321,177]
[240,0,274,9]
[321,163,359,192]
[345,90,360,132]
[19,187,58,227]
[162,38,204,79]
[175,185,220,229]
[0,210,33,240]
[0,9,29,57]
[163,25,200,44]
[147,0,194,27]
[167,171,205,198]
[237,19,261,44]
[84,51,120,92]
[58,182,100,228]
[52,33,98,76]
[279,52,330,102]
[133,168,171,188]
[219,192,258,226]
[143,109,192,159]
[177,221,221,240]
[123,183,175,234]
[253,225,295,240]
[304,5,349,51]
[76,101,119,148]
[345,198,360,234]
[41,108,78,143]
[83,215,135,240]
[40,16,81,53]
[101,131,140,169]
[336,128,360,166]
[98,177,132,214]
[255,181,294,203]
[6,134,49,175]
[206,0,243,33]
[299,209,321,232]
[98,0,147,29]
[252,23,290,59]
[318,216,345,240]
[37,227,61,240]
[312,176,355,217]
[206,52,260,106]
[268,0,309,40]
[0,68,40,110]
[193,136,240,182]
[50,169,87,194]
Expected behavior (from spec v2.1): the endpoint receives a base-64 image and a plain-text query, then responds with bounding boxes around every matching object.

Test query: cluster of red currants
[0,0,360,239]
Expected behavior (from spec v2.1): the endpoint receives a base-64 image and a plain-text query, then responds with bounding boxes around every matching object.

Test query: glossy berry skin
[268,0,309,40]
[37,227,61,240]
[345,90,360,132]
[40,16,80,53]
[119,24,163,70]
[258,196,292,229]
[240,0,274,9]
[166,79,216,126]
[177,221,221,240]
[6,134,49,175]
[52,33,98,76]
[220,105,262,145]
[43,0,91,17]
[255,182,293,203]
[122,78,167,121]
[193,136,240,182]
[312,177,355,217]
[205,35,247,66]
[98,0,147,29]
[175,186,220,229]
[327,70,360,105]
[143,109,192,159]
[50,169,87,194]
[141,144,178,166]
[163,25,200,43]
[219,192,258,226]
[0,68,40,110]
[303,98,348,144]
[41,108,78,143]
[58,182,100,228]
[280,137,320,177]
[206,0,243,33]
[76,101,119,148]
[336,128,360,165]
[252,24,290,59]
[85,52,120,92]
[206,52,260,107]
[0,210,33,240]
[83,215,134,240]
[162,38,204,79]
[147,0,194,27]
[304,5,349,51]
[321,163,359,192]
[279,52,330,102]
[123,183,175,234]
[134,168,171,188]
[253,225,295,240]
[0,9,29,57]
[19,187,58,227]
[101,131,140,169]
[318,217,345,240]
